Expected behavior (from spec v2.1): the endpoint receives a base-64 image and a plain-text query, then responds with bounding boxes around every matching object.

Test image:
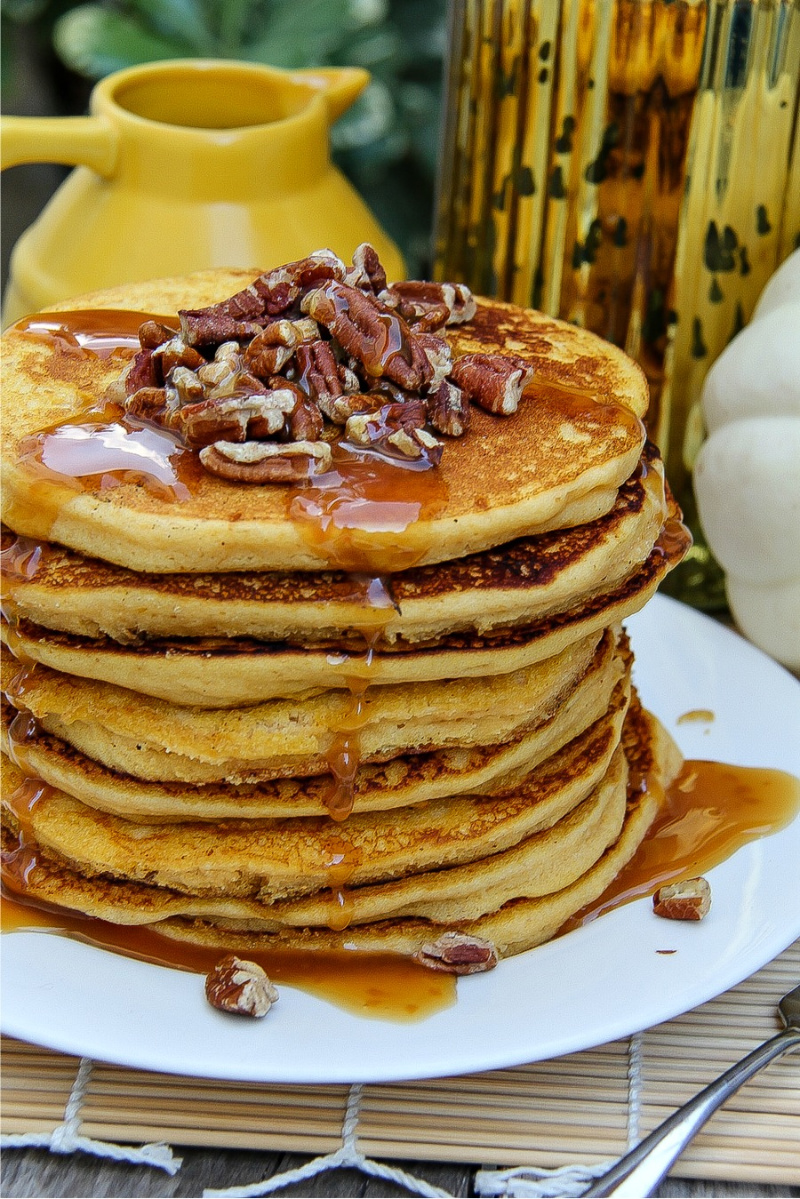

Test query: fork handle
[582,1026,800,1197]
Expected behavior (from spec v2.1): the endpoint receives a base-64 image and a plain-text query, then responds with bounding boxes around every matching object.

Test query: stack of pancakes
[0,263,687,966]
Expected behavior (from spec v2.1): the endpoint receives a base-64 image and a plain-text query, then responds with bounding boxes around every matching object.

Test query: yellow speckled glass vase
[434,0,800,608]
[1,58,404,326]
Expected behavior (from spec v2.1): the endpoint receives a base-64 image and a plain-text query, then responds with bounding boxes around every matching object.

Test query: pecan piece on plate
[653,877,712,921]
[205,955,278,1017]
[124,386,170,424]
[450,352,534,415]
[413,932,498,974]
[200,438,332,482]
[251,249,346,315]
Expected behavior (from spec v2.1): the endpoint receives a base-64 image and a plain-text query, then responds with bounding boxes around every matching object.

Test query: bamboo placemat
[3,940,798,1185]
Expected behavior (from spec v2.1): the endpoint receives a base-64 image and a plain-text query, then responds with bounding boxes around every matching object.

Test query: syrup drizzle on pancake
[14,309,170,359]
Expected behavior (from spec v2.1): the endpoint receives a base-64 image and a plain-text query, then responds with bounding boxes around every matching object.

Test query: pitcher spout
[292,67,370,123]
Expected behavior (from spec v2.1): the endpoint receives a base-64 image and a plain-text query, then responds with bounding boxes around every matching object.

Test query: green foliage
[10,0,448,272]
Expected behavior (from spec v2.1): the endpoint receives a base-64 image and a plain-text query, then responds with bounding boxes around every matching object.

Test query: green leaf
[131,0,215,53]
[243,0,353,67]
[53,6,196,77]
[0,0,49,22]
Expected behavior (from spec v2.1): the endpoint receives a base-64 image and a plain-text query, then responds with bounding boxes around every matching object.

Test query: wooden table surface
[3,1145,800,1198]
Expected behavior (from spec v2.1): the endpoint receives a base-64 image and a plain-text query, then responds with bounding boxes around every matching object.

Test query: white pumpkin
[693,249,800,669]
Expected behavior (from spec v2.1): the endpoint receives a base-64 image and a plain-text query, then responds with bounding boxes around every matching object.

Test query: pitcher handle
[292,67,370,124]
[1,115,117,176]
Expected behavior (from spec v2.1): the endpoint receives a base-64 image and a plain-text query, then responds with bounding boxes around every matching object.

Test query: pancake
[0,250,691,980]
[0,691,628,900]
[1,272,648,574]
[0,518,683,707]
[2,631,619,786]
[0,706,681,959]
[1,651,629,821]
[0,446,667,645]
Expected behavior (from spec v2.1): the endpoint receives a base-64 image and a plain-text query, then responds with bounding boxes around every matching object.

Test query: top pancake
[0,269,648,573]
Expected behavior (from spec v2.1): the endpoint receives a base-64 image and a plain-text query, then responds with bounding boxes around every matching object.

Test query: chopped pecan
[345,400,441,463]
[173,397,249,447]
[200,439,332,482]
[294,339,343,415]
[173,390,296,448]
[415,332,452,389]
[244,320,299,377]
[289,394,325,441]
[125,347,159,395]
[653,877,712,921]
[251,249,346,316]
[427,379,470,436]
[179,308,263,348]
[413,931,498,974]
[325,392,385,426]
[124,386,170,424]
[197,342,241,388]
[450,352,534,415]
[167,365,205,406]
[177,260,344,347]
[344,242,388,295]
[302,282,432,391]
[384,280,477,328]
[245,388,299,439]
[205,955,278,1017]
[153,336,205,375]
[138,320,178,350]
[337,363,361,394]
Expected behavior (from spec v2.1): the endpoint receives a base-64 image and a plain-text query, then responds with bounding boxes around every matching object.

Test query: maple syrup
[0,887,454,1021]
[288,441,449,574]
[563,759,800,932]
[15,309,173,359]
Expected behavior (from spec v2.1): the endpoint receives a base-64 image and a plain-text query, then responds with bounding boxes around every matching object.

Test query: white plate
[2,595,799,1083]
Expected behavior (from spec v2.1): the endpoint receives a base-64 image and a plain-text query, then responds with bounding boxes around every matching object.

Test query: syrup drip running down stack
[1,248,703,996]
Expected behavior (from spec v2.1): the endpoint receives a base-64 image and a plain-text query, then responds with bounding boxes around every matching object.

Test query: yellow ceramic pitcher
[1,58,405,324]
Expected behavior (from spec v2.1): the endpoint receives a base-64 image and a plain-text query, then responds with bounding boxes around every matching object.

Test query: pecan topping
[384,280,477,328]
[200,439,332,482]
[103,244,547,485]
[138,320,177,350]
[205,955,278,1017]
[294,339,343,417]
[450,352,534,415]
[125,347,159,395]
[178,251,345,348]
[653,877,712,921]
[416,332,453,389]
[302,281,433,391]
[345,241,388,295]
[413,932,498,974]
[427,379,470,437]
[153,336,205,375]
[245,320,299,378]
[124,386,170,424]
[345,400,441,463]
[167,365,205,406]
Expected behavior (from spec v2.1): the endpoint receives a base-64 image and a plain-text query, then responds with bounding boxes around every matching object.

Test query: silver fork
[582,981,800,1197]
